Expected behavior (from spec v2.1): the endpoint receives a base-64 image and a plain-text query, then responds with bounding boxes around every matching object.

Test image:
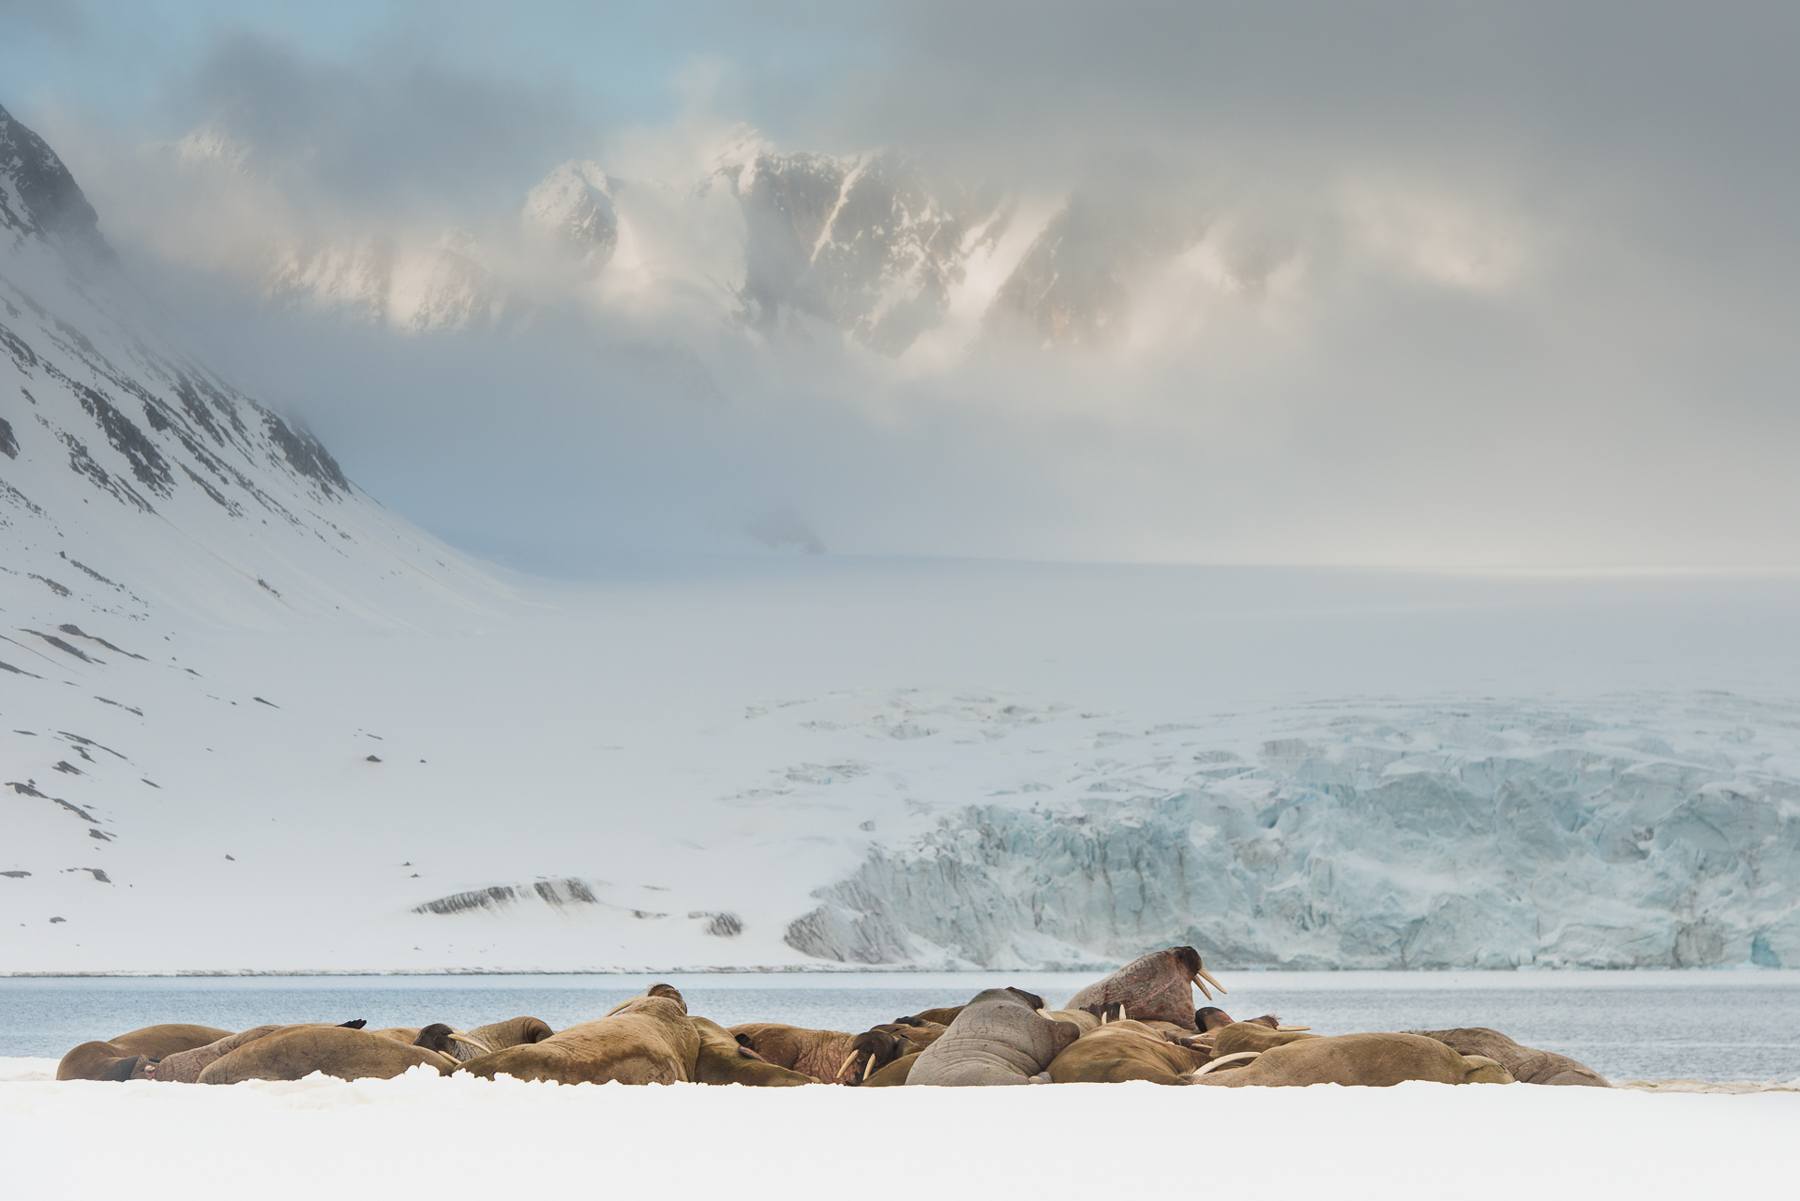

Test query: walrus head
[413,1023,492,1061]
[1196,1006,1235,1032]
[839,1029,909,1085]
[110,1054,150,1081]
[1003,987,1048,1011]
[646,983,687,1012]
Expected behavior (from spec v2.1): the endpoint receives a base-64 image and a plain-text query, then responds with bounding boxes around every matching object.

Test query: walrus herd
[55,947,1610,1090]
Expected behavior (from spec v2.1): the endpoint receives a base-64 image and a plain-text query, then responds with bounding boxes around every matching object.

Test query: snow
[7,104,1800,977]
[2,1063,1795,1200]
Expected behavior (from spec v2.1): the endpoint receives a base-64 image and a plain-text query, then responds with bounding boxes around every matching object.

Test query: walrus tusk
[862,1055,876,1082]
[835,1051,859,1081]
[448,1033,491,1055]
[1192,977,1213,1002]
[1194,1051,1261,1077]
[1276,1025,1310,1032]
[1119,1005,1127,1022]
[1196,966,1227,995]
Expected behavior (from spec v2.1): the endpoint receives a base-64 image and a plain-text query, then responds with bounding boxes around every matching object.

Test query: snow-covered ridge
[137,116,1246,351]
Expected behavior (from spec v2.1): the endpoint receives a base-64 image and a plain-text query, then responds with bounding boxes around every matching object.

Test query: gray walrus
[1414,1027,1609,1087]
[198,1025,455,1083]
[1063,947,1227,1032]
[906,988,1080,1086]
[1193,1032,1513,1087]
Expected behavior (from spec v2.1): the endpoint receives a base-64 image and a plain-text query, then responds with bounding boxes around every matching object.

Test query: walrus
[692,1018,814,1086]
[466,1016,554,1052]
[198,1025,456,1083]
[906,988,1080,1086]
[1047,1019,1207,1085]
[56,1024,237,1081]
[1191,1032,1513,1087]
[412,1023,504,1063]
[897,1006,965,1027]
[1063,947,1226,1032]
[457,987,700,1085]
[729,1022,866,1083]
[861,1050,922,1087]
[833,1024,937,1085]
[139,1020,369,1083]
[1413,1027,1610,1087]
[1205,1020,1318,1060]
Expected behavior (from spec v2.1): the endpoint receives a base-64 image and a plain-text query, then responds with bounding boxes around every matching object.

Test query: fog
[7,2,1798,571]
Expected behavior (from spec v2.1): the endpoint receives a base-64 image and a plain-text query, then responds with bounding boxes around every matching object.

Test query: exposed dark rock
[0,414,15,457]
[0,103,113,259]
[58,624,146,660]
[0,659,42,678]
[365,754,382,763]
[94,696,145,717]
[65,867,111,884]
[29,630,96,662]
[87,827,112,841]
[264,412,350,494]
[253,696,278,708]
[28,573,70,597]
[0,870,30,878]
[52,760,82,775]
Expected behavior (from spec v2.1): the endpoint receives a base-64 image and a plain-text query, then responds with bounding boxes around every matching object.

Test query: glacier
[785,697,1800,970]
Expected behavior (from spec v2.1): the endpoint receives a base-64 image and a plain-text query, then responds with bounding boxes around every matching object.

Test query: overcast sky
[5,1,1798,571]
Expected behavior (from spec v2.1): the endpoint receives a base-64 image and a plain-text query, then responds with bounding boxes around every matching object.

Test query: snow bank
[3,1065,1795,1200]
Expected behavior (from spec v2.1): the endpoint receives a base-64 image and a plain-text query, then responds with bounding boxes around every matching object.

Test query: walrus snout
[1196,1006,1235,1032]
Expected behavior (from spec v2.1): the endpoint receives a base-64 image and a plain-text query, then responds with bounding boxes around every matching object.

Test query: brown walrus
[906,988,1080,1086]
[198,1025,456,1083]
[728,1022,864,1083]
[56,1024,237,1081]
[1063,947,1226,1032]
[1047,1019,1207,1085]
[1413,1027,1609,1087]
[861,1050,922,1086]
[898,1006,965,1026]
[691,1018,814,1086]
[1205,1020,1317,1060]
[1192,1032,1513,1087]
[836,1023,942,1085]
[457,986,700,1085]
[142,1021,368,1083]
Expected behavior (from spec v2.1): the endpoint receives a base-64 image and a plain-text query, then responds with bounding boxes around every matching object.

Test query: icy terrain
[6,101,1800,974]
[3,1060,1796,1201]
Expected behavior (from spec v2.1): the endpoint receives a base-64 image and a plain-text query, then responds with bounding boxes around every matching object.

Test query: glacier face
[786,698,1800,970]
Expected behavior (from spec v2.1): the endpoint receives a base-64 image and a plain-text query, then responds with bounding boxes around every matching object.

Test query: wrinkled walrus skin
[729,1022,860,1083]
[1063,947,1217,1031]
[1207,1021,1317,1059]
[906,988,1080,1086]
[144,1025,296,1083]
[1414,1027,1609,1087]
[1047,1019,1205,1085]
[1193,1032,1513,1088]
[198,1026,455,1084]
[691,1018,814,1086]
[57,1024,237,1081]
[457,991,700,1085]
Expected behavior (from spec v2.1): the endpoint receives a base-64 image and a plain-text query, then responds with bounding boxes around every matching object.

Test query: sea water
[4,970,1797,1081]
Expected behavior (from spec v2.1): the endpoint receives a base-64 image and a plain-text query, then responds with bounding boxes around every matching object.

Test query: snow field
[2,1062,1795,1201]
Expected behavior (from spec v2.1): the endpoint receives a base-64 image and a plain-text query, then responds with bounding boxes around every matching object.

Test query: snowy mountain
[143,119,1239,352]
[6,105,1800,974]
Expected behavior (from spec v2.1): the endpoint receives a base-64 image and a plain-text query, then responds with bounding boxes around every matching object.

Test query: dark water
[4,971,1797,1082]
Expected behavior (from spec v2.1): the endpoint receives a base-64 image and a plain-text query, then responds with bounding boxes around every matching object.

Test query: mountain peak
[0,102,113,262]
